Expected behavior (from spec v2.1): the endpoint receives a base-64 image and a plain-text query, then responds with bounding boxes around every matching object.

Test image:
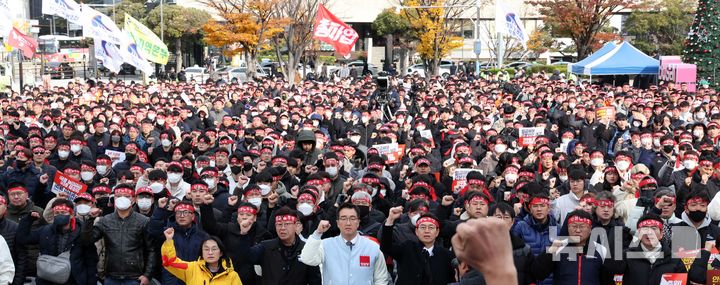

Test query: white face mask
[115,197,132,210]
[325,166,338,177]
[410,214,420,226]
[562,138,572,144]
[150,182,165,193]
[157,119,165,125]
[591,158,604,167]
[70,144,81,153]
[559,175,568,182]
[137,198,153,210]
[167,173,182,183]
[210,161,216,167]
[653,139,661,147]
[350,135,361,144]
[616,161,631,171]
[76,204,92,215]
[693,130,704,137]
[361,117,370,124]
[248,197,262,207]
[81,171,94,181]
[416,125,426,131]
[504,173,518,183]
[494,144,507,154]
[204,178,216,189]
[77,125,86,132]
[684,160,698,170]
[96,165,108,175]
[280,119,289,126]
[259,184,272,196]
[161,139,172,147]
[58,150,70,159]
[297,202,314,216]
[641,138,652,146]
[147,113,156,121]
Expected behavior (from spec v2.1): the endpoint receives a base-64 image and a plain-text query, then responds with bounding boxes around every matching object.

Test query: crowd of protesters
[0,67,717,285]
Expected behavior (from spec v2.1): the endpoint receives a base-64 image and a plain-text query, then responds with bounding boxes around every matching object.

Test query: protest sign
[596,106,616,121]
[51,171,88,201]
[105,149,126,166]
[371,143,405,164]
[452,168,478,193]
[518,127,544,147]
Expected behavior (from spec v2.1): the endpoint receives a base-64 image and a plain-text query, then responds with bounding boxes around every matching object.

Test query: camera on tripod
[375,71,390,104]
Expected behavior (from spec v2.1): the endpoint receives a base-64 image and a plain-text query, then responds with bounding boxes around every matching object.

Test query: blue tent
[572,42,659,76]
[570,42,617,74]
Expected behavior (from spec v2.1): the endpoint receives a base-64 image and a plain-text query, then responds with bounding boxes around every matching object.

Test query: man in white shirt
[554,169,588,225]
[0,235,14,284]
[300,203,391,285]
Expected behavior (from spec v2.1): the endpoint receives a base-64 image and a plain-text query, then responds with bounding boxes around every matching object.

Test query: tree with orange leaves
[200,0,288,76]
[530,0,637,59]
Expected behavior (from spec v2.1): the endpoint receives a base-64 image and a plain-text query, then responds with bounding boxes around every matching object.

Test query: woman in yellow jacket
[161,227,243,285]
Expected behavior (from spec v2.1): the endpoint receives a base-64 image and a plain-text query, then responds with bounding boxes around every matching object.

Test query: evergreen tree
[683,0,719,88]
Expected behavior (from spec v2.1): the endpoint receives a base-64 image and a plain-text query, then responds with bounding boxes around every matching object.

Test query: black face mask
[125,153,137,162]
[53,214,70,228]
[663,145,674,153]
[230,166,243,175]
[357,205,370,218]
[244,137,255,144]
[15,160,27,169]
[43,121,51,127]
[688,210,707,222]
[243,162,254,172]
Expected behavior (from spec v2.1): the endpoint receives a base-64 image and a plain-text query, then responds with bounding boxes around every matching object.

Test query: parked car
[227,67,269,82]
[551,61,573,66]
[505,61,536,69]
[119,63,136,75]
[45,62,75,79]
[407,60,453,77]
[183,66,208,82]
[478,61,498,69]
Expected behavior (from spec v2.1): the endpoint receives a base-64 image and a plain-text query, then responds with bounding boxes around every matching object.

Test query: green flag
[124,13,169,65]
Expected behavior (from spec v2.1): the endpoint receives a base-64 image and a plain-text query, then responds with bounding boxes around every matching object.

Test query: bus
[37,35,90,63]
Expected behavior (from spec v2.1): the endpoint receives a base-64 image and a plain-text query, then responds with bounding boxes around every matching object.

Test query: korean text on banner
[660,273,686,285]
[124,13,169,64]
[7,27,38,58]
[51,171,88,201]
[452,168,477,194]
[105,149,126,166]
[596,106,616,121]
[518,127,545,147]
[313,4,359,57]
[371,143,406,164]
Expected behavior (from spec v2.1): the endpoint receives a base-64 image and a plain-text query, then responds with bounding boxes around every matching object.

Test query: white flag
[119,31,154,75]
[495,0,529,49]
[42,0,82,25]
[0,0,14,37]
[95,40,123,73]
[81,4,123,45]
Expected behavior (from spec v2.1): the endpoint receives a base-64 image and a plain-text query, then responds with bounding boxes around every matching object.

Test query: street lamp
[394,0,482,75]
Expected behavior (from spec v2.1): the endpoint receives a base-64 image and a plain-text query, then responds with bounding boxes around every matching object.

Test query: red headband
[567,216,592,226]
[53,204,74,214]
[361,177,381,185]
[114,187,135,196]
[416,217,439,228]
[174,203,195,213]
[275,214,297,223]
[581,197,596,206]
[467,195,489,205]
[631,173,646,180]
[687,197,708,205]
[700,160,714,167]
[202,170,219,177]
[596,199,615,207]
[130,165,144,173]
[238,206,258,215]
[528,197,549,206]
[467,179,485,187]
[8,186,27,193]
[64,168,80,176]
[684,154,699,161]
[298,193,316,203]
[638,219,663,230]
[272,157,288,165]
[655,197,676,204]
[306,179,324,186]
[519,172,535,179]
[191,184,209,192]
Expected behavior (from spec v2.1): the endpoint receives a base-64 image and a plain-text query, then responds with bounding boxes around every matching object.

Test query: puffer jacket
[531,241,613,285]
[17,213,98,285]
[148,208,209,285]
[161,240,242,285]
[81,211,157,280]
[512,214,558,256]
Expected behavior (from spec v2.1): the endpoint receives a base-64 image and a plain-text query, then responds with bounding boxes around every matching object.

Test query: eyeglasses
[338,216,358,223]
[33,151,45,155]
[175,211,194,217]
[276,222,295,228]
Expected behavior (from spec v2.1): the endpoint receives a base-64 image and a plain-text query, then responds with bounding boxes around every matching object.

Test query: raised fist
[203,194,214,205]
[315,220,331,235]
[157,197,169,209]
[164,227,175,240]
[441,195,455,207]
[227,196,239,207]
[387,206,403,224]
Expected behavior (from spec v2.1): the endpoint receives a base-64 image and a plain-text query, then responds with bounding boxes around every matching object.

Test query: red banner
[313,4,359,57]
[51,171,88,201]
[8,27,38,58]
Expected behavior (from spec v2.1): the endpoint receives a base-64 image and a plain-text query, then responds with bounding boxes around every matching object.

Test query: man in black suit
[381,206,455,285]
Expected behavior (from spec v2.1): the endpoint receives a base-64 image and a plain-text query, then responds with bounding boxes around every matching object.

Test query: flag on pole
[7,27,37,58]
[312,4,359,58]
[124,13,169,64]
[119,31,154,75]
[42,0,82,25]
[95,40,123,73]
[495,0,529,49]
[81,4,123,45]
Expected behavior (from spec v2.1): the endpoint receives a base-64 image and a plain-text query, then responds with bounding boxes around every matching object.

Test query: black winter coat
[605,245,686,285]
[380,224,455,285]
[243,237,322,285]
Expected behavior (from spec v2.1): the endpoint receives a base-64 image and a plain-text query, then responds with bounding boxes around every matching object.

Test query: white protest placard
[519,127,545,147]
[51,171,88,201]
[452,168,478,193]
[105,149,126,166]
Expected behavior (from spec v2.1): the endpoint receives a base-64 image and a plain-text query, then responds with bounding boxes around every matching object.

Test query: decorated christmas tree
[683,0,720,88]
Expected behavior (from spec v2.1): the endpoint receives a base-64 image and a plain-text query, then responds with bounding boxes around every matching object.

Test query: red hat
[136,186,154,196]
